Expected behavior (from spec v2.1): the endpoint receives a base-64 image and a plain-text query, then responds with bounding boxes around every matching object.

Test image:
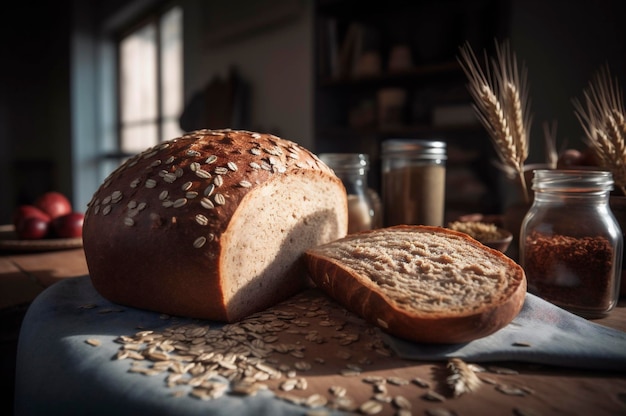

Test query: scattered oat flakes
[104,290,400,412]
[425,408,457,416]
[488,366,519,375]
[495,384,528,396]
[359,399,384,414]
[422,390,446,402]
[329,385,346,398]
[373,393,392,403]
[85,338,101,347]
[392,395,411,410]
[333,396,357,412]
[340,368,361,377]
[412,377,431,388]
[374,383,387,394]
[363,375,385,384]
[387,376,409,386]
[304,393,327,408]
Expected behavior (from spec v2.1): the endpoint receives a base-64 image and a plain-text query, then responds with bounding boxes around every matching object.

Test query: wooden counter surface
[2,248,625,415]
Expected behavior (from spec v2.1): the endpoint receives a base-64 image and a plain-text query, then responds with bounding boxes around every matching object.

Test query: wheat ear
[542,121,559,168]
[495,41,531,162]
[574,65,626,194]
[458,41,531,202]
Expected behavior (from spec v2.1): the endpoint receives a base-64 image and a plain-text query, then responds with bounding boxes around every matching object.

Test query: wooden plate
[0,224,83,252]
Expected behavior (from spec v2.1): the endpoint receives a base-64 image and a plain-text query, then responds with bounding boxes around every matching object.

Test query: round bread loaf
[305,225,527,344]
[83,129,348,322]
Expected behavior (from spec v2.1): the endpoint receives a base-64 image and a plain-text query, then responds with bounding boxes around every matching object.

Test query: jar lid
[381,139,447,160]
[532,169,614,193]
[318,153,369,172]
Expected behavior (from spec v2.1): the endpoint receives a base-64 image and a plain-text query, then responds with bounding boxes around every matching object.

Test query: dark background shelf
[313,0,508,220]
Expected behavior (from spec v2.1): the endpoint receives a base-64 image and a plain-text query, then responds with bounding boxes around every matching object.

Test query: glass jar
[520,170,623,318]
[318,153,382,234]
[381,139,447,227]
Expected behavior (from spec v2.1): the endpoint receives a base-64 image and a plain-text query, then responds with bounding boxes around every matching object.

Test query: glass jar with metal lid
[519,169,623,318]
[381,139,447,227]
[319,153,382,234]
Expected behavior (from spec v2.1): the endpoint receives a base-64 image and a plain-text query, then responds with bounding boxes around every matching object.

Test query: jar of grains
[381,139,446,227]
[319,153,382,234]
[520,169,623,318]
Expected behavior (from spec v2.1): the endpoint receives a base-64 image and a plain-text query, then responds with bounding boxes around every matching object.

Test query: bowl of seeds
[447,220,513,253]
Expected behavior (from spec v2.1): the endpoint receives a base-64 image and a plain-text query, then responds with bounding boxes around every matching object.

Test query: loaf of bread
[83,129,348,322]
[304,225,527,344]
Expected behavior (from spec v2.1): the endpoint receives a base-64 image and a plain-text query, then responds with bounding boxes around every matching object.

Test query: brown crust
[305,225,527,344]
[83,129,345,321]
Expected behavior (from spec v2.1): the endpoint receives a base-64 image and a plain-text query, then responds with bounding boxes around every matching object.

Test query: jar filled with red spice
[520,170,623,318]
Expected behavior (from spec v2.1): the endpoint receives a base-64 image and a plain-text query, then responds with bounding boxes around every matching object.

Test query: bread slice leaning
[304,225,527,344]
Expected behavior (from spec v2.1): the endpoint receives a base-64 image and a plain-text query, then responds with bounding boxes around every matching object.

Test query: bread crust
[305,225,527,344]
[83,129,348,321]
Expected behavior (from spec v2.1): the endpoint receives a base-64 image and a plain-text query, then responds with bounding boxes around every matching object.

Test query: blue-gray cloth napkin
[383,293,626,371]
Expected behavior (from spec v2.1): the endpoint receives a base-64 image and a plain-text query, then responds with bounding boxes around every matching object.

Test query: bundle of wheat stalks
[574,65,626,195]
[459,40,626,198]
[458,41,532,203]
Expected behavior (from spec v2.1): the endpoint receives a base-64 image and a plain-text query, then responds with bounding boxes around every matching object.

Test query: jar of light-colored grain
[319,153,382,234]
[381,139,446,227]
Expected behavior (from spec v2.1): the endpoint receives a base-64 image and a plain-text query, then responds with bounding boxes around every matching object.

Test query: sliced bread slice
[304,225,527,344]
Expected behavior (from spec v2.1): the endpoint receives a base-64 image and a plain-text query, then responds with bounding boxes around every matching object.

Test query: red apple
[12,205,51,228]
[51,212,84,238]
[35,191,72,220]
[16,216,50,240]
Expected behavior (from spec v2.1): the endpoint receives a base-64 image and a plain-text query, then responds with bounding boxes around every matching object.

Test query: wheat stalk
[542,121,559,169]
[613,109,626,139]
[446,358,482,397]
[505,82,528,162]
[573,65,626,195]
[458,41,531,202]
[495,41,531,163]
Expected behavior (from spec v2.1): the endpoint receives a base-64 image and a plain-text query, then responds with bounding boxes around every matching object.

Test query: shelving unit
[312,0,511,220]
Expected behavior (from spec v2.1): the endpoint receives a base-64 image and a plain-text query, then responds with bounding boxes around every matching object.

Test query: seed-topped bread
[83,129,348,322]
[304,225,526,344]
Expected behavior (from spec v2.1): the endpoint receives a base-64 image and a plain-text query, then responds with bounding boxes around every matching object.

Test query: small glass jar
[519,170,623,318]
[318,153,382,234]
[381,139,447,227]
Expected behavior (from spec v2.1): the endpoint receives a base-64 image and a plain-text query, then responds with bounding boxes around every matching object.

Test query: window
[118,5,183,155]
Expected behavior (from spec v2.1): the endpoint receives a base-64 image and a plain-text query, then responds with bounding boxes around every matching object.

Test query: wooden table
[2,248,626,415]
[0,248,87,309]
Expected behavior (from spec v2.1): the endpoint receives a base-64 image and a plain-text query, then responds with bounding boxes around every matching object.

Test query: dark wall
[0,0,625,224]
[0,1,73,223]
[510,0,626,164]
